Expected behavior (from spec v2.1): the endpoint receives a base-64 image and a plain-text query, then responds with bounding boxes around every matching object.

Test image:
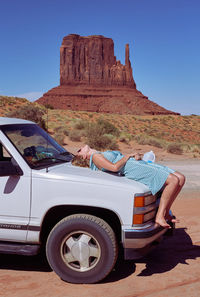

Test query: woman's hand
[126,152,143,161]
[134,153,143,160]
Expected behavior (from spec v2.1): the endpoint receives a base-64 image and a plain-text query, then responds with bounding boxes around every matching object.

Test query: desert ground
[0,156,199,297]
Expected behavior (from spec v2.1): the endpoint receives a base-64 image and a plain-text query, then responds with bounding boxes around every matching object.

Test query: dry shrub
[6,103,46,129]
[72,119,88,130]
[135,135,163,148]
[56,126,69,136]
[69,130,82,142]
[119,132,132,144]
[167,143,183,155]
[85,120,119,150]
[95,118,120,137]
[87,133,118,150]
[191,145,200,154]
[53,133,64,145]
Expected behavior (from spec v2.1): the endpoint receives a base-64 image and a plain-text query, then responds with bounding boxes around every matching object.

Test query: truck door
[0,144,31,241]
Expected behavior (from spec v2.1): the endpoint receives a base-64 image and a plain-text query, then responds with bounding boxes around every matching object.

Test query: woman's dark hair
[71,155,89,168]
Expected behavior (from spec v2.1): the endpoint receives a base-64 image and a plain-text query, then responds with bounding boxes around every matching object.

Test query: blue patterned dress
[90,150,175,195]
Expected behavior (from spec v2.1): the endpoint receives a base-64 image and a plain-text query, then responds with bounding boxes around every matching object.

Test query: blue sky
[0,0,199,115]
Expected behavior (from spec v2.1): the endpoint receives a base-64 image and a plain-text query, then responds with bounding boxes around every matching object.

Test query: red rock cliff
[60,34,136,88]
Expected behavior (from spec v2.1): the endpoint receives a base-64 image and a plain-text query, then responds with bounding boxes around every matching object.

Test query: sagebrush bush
[53,132,64,145]
[56,126,69,136]
[69,130,82,142]
[183,144,200,154]
[119,132,132,144]
[85,119,119,150]
[87,134,118,150]
[71,119,88,130]
[191,145,200,154]
[134,134,163,148]
[102,134,119,150]
[95,118,120,137]
[6,103,46,129]
[167,143,183,155]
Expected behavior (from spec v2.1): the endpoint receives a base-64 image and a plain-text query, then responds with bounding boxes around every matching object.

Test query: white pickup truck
[0,117,173,283]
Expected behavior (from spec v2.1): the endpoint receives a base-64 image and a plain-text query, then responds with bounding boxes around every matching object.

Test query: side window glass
[0,143,12,161]
[0,143,23,176]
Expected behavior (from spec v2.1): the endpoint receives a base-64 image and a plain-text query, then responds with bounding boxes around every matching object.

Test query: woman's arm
[92,152,141,172]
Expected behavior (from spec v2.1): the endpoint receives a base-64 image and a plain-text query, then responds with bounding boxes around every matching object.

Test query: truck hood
[33,162,150,194]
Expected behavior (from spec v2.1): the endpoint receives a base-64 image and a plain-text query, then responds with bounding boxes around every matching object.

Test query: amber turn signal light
[133,214,144,225]
[134,196,145,207]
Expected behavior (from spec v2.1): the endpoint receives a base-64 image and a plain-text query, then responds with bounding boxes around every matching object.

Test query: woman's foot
[155,217,171,228]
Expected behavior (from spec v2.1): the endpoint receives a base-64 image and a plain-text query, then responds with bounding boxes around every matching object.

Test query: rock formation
[60,34,136,88]
[37,34,179,115]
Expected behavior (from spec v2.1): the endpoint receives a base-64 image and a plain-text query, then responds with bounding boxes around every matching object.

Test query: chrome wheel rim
[60,231,101,272]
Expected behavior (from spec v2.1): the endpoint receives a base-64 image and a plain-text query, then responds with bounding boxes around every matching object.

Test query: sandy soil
[0,159,199,297]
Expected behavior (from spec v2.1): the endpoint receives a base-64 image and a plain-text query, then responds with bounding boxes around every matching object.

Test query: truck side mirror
[0,160,23,177]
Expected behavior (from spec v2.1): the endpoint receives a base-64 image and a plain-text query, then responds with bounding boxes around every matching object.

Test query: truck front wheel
[46,214,118,283]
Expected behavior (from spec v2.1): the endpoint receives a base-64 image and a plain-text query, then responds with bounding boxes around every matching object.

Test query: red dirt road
[0,162,200,297]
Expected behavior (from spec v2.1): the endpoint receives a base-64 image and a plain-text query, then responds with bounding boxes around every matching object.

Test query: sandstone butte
[37,34,179,115]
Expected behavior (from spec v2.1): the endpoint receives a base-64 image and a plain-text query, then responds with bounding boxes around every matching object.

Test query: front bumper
[122,223,170,260]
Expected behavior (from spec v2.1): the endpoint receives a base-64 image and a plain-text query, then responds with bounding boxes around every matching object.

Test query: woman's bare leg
[155,174,180,228]
[165,172,185,222]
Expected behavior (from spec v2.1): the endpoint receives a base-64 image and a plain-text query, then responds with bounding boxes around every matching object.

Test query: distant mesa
[37,34,179,115]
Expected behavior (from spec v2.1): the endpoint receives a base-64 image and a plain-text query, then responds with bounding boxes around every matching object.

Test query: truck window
[1,124,73,169]
[0,143,11,161]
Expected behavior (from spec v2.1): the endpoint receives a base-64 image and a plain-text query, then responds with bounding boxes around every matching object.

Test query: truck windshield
[1,124,73,169]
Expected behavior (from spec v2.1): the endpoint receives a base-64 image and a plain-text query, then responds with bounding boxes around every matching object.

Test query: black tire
[46,214,118,283]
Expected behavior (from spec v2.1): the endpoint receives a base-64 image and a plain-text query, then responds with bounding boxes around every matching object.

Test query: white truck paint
[0,117,172,283]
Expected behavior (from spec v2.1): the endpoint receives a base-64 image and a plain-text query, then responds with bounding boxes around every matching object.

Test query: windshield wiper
[35,153,73,164]
[59,151,75,157]
[35,156,66,164]
[56,152,73,161]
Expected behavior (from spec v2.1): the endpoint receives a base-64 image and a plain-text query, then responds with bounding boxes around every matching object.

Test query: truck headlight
[133,214,144,224]
[133,194,157,226]
[134,196,145,207]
